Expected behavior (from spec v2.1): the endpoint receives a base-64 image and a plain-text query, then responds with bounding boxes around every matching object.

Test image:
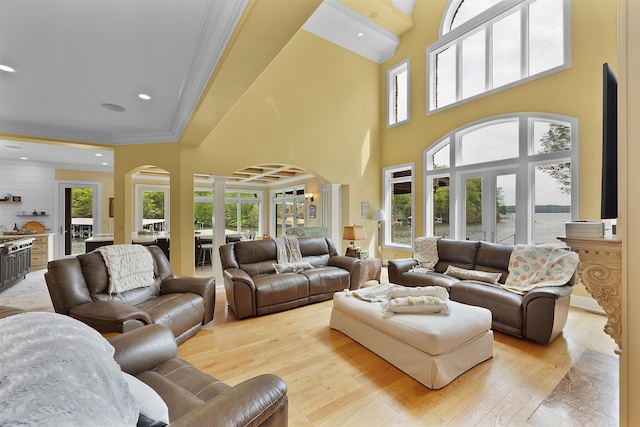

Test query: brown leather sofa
[0,307,288,426]
[45,245,216,344]
[220,237,361,319]
[388,239,575,345]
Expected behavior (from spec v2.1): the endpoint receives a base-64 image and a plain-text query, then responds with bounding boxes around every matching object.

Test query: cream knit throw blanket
[98,244,154,294]
[412,236,442,272]
[274,235,303,264]
[0,312,138,426]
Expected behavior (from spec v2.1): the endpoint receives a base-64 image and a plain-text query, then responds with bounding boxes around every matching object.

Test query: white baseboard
[570,295,605,315]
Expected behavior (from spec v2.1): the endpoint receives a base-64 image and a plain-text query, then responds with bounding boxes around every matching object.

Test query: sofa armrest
[109,324,178,375]
[522,285,574,344]
[387,258,418,284]
[161,276,217,324]
[69,300,152,333]
[328,255,361,290]
[522,284,574,304]
[223,268,257,319]
[169,374,288,427]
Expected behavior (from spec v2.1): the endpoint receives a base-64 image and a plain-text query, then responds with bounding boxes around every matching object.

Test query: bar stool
[197,238,213,270]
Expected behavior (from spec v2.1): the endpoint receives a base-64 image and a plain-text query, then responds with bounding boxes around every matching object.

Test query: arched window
[424,113,578,245]
[427,0,571,113]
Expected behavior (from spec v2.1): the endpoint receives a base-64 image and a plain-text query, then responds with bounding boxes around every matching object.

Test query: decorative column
[559,236,622,354]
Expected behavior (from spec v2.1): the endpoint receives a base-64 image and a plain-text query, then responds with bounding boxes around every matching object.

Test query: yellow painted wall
[54,169,114,233]
[377,0,617,300]
[114,30,381,272]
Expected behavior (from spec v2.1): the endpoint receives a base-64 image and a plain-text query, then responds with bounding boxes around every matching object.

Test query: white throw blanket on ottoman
[0,312,138,426]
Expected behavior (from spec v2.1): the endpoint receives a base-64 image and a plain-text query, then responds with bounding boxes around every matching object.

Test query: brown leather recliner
[45,245,216,344]
[0,307,288,426]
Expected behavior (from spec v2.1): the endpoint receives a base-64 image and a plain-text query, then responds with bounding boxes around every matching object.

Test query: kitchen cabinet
[30,234,54,269]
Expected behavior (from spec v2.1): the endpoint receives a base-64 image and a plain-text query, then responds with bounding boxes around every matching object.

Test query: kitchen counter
[0,232,54,240]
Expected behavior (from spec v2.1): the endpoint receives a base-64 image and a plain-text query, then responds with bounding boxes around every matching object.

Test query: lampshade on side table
[342,224,366,257]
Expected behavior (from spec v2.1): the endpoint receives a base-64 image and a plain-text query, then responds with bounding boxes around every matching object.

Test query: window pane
[391,181,412,245]
[533,121,571,154]
[240,202,259,235]
[496,174,516,244]
[225,203,237,231]
[194,202,212,229]
[450,0,501,32]
[529,0,564,75]
[459,120,519,165]
[225,191,237,198]
[389,64,408,125]
[432,141,450,169]
[435,45,457,108]
[462,29,486,99]
[534,163,571,244]
[492,11,521,88]
[433,177,450,238]
[465,177,483,241]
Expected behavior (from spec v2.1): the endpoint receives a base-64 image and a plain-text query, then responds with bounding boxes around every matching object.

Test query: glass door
[458,170,517,243]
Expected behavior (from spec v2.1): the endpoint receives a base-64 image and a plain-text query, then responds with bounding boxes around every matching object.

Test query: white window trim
[423,113,579,244]
[427,0,572,114]
[135,184,170,232]
[387,58,411,128]
[382,162,415,250]
[270,186,305,237]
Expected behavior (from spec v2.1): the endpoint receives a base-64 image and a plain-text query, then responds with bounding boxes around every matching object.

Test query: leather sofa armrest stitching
[245,388,287,427]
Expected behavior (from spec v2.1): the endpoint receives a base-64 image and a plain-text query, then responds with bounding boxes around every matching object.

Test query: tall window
[225,190,262,237]
[272,187,305,237]
[382,164,414,248]
[194,190,213,232]
[424,114,578,245]
[427,0,570,112]
[387,59,410,127]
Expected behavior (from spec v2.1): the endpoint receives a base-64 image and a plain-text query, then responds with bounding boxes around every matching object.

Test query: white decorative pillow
[273,262,314,274]
[122,372,170,424]
[389,285,450,301]
[444,265,502,284]
[383,295,450,317]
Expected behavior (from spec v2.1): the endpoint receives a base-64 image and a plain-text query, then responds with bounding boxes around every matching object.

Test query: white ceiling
[0,0,414,173]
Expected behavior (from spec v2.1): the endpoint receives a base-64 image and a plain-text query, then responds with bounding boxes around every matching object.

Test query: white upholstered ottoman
[330,291,493,389]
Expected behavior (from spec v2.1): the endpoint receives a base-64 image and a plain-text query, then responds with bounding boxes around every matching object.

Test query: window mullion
[521,2,529,78]
[485,22,493,91]
[456,39,463,102]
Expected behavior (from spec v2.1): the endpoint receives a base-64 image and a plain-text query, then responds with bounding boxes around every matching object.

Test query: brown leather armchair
[45,245,216,344]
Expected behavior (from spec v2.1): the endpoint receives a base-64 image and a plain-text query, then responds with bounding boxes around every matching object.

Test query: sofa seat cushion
[137,293,204,338]
[302,266,349,296]
[254,274,310,308]
[401,271,459,290]
[449,281,523,331]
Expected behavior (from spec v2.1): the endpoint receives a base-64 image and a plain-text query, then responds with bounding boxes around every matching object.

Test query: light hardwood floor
[1,267,617,426]
[182,284,617,426]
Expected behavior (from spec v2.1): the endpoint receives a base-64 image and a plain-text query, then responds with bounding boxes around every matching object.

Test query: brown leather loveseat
[388,239,576,345]
[45,245,216,344]
[220,237,361,319]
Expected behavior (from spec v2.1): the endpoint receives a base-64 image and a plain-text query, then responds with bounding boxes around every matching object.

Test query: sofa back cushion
[475,241,514,284]
[299,237,336,266]
[77,249,162,305]
[434,239,480,273]
[221,237,337,277]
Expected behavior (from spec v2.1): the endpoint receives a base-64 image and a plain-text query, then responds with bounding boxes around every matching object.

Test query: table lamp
[343,224,366,257]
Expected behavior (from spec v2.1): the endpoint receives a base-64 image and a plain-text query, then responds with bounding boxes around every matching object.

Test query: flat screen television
[601,63,618,219]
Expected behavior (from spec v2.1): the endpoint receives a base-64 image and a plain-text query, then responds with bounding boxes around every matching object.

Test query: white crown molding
[169,0,250,140]
[303,0,399,64]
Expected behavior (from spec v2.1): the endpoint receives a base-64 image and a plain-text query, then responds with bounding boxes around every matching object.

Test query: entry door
[57,182,100,257]
[458,170,517,243]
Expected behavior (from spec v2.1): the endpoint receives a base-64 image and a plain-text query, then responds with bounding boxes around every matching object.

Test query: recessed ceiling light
[95,153,103,157]
[138,93,152,100]
[101,103,125,112]
[101,162,109,166]
[0,64,16,73]
[357,32,364,37]
[20,157,28,160]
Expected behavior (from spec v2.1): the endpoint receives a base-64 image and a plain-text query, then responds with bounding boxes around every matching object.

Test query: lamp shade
[373,210,386,221]
[342,225,366,241]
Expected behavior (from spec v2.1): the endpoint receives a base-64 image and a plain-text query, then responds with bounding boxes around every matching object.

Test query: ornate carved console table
[558,236,622,354]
